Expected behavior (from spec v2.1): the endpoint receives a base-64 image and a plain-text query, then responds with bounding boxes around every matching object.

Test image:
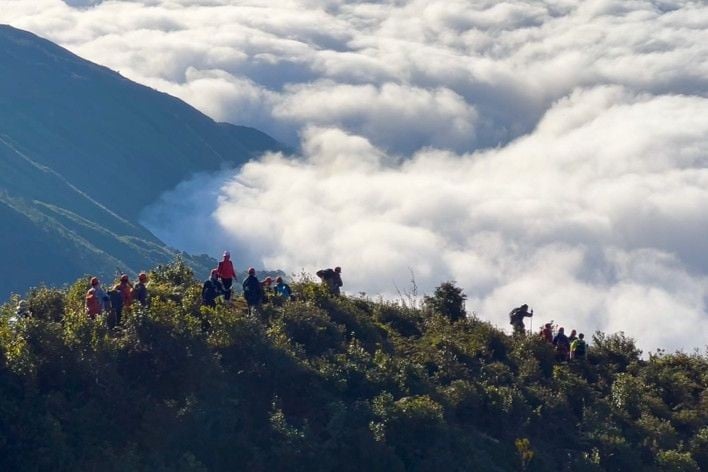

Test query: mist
[3,0,707,352]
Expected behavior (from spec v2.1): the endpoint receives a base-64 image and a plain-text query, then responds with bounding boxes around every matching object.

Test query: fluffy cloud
[3,0,707,351]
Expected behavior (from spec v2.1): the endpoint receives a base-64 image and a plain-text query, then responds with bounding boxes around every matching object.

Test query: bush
[424,282,466,322]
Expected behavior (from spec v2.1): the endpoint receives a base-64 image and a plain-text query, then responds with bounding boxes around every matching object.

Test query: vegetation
[1,263,706,471]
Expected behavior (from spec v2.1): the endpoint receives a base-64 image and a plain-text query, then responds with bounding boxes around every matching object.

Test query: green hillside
[0,25,285,296]
[1,263,706,471]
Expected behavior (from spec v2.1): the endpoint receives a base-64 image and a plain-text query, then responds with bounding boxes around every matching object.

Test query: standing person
[107,284,123,328]
[275,276,292,301]
[261,276,274,303]
[540,323,554,343]
[133,272,150,308]
[570,333,587,360]
[202,269,226,308]
[316,266,343,296]
[118,275,133,310]
[553,327,571,361]
[242,267,264,316]
[508,304,533,335]
[86,277,109,320]
[568,329,578,345]
[217,251,237,303]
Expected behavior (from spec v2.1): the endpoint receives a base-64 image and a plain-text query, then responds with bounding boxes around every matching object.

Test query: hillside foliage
[1,261,706,471]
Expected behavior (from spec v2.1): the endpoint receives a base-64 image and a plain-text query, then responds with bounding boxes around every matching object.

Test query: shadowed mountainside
[0,25,285,295]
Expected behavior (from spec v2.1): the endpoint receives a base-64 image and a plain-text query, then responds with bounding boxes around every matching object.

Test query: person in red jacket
[86,277,108,319]
[118,274,133,309]
[217,251,237,302]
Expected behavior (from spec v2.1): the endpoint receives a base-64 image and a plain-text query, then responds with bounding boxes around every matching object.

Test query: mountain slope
[0,25,284,295]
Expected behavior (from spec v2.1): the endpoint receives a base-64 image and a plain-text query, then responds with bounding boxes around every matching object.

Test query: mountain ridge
[0,25,285,296]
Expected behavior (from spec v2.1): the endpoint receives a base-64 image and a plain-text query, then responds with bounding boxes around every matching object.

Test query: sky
[1,0,707,352]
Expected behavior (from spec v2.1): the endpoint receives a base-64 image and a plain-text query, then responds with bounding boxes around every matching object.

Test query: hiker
[86,277,109,320]
[202,269,226,308]
[570,333,587,360]
[316,266,343,296]
[118,274,133,309]
[261,276,274,303]
[107,284,123,328]
[508,304,533,335]
[15,300,31,319]
[133,272,150,307]
[242,267,264,316]
[217,251,237,303]
[540,323,554,343]
[274,276,292,300]
[553,327,571,361]
[568,329,578,345]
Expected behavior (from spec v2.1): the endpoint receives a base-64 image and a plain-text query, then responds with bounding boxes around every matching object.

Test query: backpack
[509,308,520,325]
[573,339,586,356]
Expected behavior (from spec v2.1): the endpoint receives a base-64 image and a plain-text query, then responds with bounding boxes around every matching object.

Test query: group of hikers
[509,304,587,360]
[201,251,343,315]
[69,251,344,327]
[84,273,150,328]
[13,253,585,360]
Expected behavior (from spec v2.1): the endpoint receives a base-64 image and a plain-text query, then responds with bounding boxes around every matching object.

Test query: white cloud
[3,0,707,352]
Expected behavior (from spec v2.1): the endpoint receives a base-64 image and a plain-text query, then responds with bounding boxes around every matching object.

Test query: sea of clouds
[2,0,707,351]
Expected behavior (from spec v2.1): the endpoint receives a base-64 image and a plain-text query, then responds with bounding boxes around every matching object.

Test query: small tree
[424,282,466,322]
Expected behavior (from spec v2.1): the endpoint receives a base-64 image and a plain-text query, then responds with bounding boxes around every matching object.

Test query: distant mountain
[0,25,284,296]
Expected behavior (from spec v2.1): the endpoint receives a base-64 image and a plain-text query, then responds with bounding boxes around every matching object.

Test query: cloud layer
[3,0,707,352]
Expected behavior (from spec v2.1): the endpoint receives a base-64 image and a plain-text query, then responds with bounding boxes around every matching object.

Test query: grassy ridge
[1,261,706,471]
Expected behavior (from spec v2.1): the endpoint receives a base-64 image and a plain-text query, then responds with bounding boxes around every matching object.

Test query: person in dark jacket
[133,272,150,307]
[509,304,533,335]
[107,284,123,328]
[202,269,226,308]
[217,251,237,302]
[316,266,343,296]
[553,327,571,361]
[242,267,264,316]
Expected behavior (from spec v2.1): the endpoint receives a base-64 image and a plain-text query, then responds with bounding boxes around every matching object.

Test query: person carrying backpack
[86,277,109,320]
[217,251,237,303]
[118,274,133,309]
[508,304,533,335]
[316,266,343,296]
[242,267,264,316]
[275,276,292,300]
[553,327,571,361]
[570,333,587,360]
[133,272,150,307]
[202,269,226,308]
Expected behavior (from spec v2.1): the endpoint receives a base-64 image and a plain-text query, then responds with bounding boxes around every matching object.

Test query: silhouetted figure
[509,304,533,335]
[553,327,570,361]
[540,323,553,343]
[242,267,264,316]
[202,269,226,308]
[133,272,150,308]
[316,266,343,296]
[568,329,577,345]
[107,285,123,328]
